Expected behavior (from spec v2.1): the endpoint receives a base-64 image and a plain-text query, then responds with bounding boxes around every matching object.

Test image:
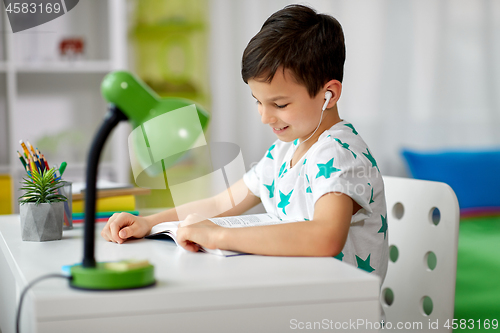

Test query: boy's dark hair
[241,4,345,98]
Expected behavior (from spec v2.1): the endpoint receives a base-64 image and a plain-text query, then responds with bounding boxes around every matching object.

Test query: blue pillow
[402,149,500,211]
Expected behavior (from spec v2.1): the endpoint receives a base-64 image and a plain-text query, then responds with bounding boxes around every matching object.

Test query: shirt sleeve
[243,141,281,198]
[305,137,377,222]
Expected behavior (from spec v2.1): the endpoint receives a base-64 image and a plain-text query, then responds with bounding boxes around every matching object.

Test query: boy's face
[248,68,326,143]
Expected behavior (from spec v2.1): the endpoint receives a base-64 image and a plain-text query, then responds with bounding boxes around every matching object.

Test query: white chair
[381,176,460,332]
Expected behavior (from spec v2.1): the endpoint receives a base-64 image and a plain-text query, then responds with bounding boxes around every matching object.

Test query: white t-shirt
[243,120,388,281]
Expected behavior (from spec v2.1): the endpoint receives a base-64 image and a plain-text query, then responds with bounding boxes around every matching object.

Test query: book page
[208,213,289,227]
[149,221,179,237]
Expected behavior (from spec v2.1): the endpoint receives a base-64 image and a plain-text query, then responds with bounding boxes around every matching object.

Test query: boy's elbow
[312,234,345,257]
[309,220,348,257]
[315,243,343,257]
[329,244,344,257]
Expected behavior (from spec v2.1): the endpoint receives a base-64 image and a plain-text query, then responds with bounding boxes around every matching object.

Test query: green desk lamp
[70,71,210,290]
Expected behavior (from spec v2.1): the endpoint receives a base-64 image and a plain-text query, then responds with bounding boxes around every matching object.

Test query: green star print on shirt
[362,148,380,173]
[315,158,341,179]
[278,162,286,178]
[344,123,358,135]
[378,214,387,239]
[334,138,357,158]
[368,183,375,204]
[356,254,375,273]
[266,144,275,160]
[264,180,275,199]
[277,190,293,215]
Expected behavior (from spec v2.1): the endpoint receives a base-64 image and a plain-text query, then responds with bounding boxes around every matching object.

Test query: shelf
[14,60,114,73]
[0,0,130,214]
[11,0,111,64]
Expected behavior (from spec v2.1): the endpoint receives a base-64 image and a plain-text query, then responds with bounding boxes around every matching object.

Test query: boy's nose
[260,107,277,125]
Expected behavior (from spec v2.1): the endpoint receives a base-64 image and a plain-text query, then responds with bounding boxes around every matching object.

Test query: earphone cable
[296,92,331,148]
[297,108,325,147]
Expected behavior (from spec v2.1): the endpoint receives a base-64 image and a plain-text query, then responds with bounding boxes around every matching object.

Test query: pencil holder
[19,202,64,241]
[59,181,73,230]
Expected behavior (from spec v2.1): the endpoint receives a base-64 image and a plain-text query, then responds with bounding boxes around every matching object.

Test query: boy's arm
[101,178,261,243]
[144,178,260,224]
[177,192,353,256]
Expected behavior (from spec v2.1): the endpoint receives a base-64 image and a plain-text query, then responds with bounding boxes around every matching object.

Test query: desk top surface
[0,215,379,321]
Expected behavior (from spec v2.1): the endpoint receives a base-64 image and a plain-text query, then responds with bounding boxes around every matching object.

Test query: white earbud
[322,91,333,111]
[296,91,333,147]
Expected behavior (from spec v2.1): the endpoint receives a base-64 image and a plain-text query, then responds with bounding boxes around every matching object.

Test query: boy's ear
[323,80,342,108]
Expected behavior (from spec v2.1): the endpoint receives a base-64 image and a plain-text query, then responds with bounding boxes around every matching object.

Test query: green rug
[454,216,500,331]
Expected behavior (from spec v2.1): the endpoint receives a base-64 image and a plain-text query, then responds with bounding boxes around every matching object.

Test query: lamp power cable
[16,273,71,333]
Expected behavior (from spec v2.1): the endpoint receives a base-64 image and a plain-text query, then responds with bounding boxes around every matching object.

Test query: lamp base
[70,260,155,290]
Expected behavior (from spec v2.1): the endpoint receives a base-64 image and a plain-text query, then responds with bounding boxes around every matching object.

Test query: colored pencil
[41,154,50,170]
[33,154,41,173]
[33,156,43,174]
[59,161,67,176]
[19,140,31,159]
[17,151,27,171]
[39,155,46,172]
[26,141,36,157]
[28,156,35,174]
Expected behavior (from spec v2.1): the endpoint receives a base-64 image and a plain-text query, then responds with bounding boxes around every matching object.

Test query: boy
[102,4,388,280]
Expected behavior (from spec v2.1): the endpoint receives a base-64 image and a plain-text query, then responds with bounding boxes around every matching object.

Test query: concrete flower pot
[19,202,64,241]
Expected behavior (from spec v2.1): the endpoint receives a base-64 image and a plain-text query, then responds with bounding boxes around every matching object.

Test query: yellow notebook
[72,195,136,214]
[0,175,12,214]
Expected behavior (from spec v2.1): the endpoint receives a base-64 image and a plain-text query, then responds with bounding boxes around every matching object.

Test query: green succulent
[19,168,68,204]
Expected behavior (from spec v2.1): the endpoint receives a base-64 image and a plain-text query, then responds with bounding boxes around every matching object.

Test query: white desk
[0,215,381,333]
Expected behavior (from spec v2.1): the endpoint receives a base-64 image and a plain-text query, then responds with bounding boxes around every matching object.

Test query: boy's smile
[248,68,341,145]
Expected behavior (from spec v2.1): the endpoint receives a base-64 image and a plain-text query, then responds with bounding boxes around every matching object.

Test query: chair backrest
[381,176,460,331]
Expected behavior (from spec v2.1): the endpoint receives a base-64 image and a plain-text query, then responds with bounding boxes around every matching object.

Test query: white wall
[208,0,500,177]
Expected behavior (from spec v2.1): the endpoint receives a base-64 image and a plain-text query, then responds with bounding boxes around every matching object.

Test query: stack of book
[72,181,150,223]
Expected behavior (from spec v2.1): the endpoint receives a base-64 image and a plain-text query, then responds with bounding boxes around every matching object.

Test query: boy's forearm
[144,196,220,227]
[143,207,178,228]
[218,220,343,257]
[144,179,260,228]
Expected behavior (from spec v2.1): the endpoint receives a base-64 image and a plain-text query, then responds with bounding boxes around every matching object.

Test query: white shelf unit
[0,0,130,213]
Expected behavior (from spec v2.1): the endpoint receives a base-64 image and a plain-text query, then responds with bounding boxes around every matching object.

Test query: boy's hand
[176,213,224,252]
[101,212,152,244]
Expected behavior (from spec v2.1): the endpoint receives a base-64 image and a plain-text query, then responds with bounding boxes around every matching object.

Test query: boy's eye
[276,103,289,109]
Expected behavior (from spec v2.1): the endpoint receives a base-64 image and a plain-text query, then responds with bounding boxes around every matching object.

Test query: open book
[146,213,296,257]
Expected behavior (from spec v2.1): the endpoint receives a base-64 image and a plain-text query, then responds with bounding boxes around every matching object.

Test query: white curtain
[208,0,500,177]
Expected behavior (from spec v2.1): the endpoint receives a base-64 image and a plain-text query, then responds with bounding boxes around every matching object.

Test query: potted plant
[19,168,67,241]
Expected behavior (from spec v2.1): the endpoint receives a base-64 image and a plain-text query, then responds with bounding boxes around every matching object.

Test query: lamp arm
[83,104,128,268]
